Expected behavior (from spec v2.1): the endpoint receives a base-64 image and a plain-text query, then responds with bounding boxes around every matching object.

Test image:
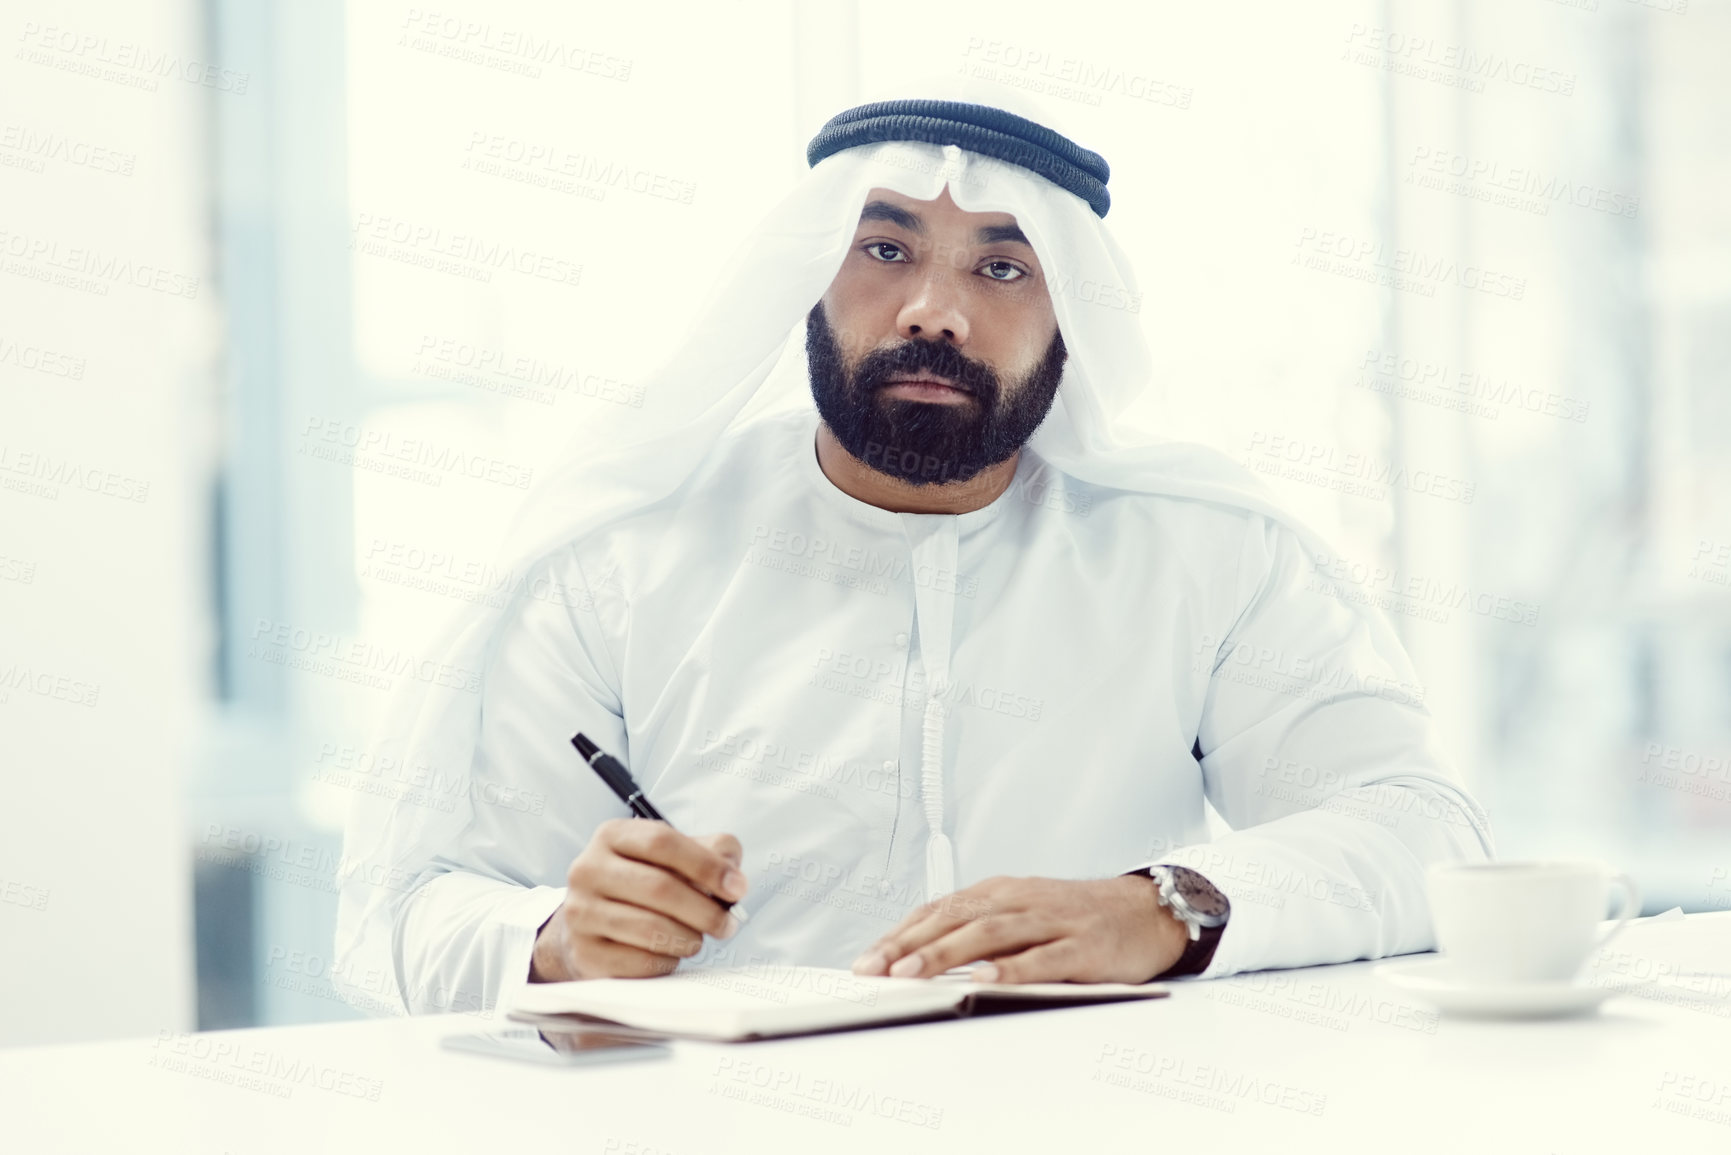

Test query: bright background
[2,0,1727,1046]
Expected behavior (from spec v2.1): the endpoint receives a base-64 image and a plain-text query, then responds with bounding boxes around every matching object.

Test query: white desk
[6,912,1729,1154]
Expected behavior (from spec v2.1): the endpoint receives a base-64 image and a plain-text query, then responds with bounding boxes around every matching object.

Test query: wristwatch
[1128,864,1231,979]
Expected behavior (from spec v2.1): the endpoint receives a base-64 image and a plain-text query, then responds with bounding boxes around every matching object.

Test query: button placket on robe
[901,515,961,899]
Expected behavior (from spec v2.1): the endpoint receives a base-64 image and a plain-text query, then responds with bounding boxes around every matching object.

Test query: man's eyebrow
[859,200,925,234]
[856,201,1032,248]
[975,222,1031,247]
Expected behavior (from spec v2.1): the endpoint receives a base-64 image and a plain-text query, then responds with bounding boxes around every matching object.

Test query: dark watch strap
[1160,921,1224,979]
[1128,865,1227,980]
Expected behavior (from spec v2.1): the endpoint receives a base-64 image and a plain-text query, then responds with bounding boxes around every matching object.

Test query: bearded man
[335,86,1492,1016]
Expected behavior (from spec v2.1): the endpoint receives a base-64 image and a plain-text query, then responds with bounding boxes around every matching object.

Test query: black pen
[571,732,749,923]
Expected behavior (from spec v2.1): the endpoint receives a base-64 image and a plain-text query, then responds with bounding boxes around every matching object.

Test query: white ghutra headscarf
[335,75,1439,1012]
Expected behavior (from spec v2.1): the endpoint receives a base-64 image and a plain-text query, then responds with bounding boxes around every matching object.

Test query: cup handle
[1592,873,1642,952]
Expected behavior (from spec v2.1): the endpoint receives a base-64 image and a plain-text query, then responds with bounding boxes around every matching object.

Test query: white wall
[0,0,217,1044]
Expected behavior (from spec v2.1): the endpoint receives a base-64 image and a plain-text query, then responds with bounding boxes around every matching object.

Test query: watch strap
[1130,865,1226,980]
[1162,921,1224,979]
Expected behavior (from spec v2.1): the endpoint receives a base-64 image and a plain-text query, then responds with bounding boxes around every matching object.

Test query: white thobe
[393,405,1492,1015]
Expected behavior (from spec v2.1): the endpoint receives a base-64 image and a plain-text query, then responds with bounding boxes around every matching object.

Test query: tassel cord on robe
[920,677,955,900]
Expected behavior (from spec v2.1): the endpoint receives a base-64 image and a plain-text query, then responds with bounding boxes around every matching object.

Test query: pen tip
[572,732,599,761]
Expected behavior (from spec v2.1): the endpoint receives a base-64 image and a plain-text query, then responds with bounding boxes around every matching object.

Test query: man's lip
[884,376,970,394]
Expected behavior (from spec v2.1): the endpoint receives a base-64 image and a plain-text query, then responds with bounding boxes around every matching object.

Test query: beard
[805,300,1067,487]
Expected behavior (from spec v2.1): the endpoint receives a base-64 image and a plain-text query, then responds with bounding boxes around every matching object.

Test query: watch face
[1168,866,1231,922]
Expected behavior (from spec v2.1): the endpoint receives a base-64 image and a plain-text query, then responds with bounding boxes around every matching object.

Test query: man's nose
[896,265,970,346]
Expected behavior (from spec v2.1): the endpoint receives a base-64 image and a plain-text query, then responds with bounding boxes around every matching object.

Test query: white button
[882,760,896,771]
[893,632,909,649]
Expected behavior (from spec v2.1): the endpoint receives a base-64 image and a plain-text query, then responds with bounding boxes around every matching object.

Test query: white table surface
[6,911,1729,1154]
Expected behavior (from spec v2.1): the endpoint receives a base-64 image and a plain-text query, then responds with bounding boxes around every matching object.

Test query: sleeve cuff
[489,884,569,1017]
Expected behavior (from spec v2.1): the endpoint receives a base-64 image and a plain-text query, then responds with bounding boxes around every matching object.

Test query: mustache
[852,338,1000,401]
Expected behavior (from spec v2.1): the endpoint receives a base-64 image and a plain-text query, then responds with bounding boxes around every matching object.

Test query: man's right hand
[529,819,747,982]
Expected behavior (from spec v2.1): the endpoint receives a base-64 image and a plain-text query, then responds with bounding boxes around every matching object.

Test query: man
[335,89,1493,1016]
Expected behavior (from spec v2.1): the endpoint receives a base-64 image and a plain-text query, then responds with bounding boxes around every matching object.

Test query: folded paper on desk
[509,966,1169,1041]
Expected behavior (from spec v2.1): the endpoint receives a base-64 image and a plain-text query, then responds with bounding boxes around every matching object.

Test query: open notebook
[509,965,1169,1041]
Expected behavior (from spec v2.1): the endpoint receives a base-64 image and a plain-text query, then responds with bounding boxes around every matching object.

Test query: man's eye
[981,261,1026,282]
[864,242,908,263]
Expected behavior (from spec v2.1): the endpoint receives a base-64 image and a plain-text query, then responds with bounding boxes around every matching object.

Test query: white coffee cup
[1427,860,1641,984]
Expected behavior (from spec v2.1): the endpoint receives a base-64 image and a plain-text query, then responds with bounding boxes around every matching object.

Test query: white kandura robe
[397,405,1492,1014]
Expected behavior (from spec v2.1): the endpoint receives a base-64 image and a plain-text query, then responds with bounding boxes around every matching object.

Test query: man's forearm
[1138,777,1493,978]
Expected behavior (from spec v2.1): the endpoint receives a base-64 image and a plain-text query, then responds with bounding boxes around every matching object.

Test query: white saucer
[1373,958,1620,1019]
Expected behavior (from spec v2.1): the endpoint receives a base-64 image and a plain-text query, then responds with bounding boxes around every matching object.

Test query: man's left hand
[850,875,1190,983]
